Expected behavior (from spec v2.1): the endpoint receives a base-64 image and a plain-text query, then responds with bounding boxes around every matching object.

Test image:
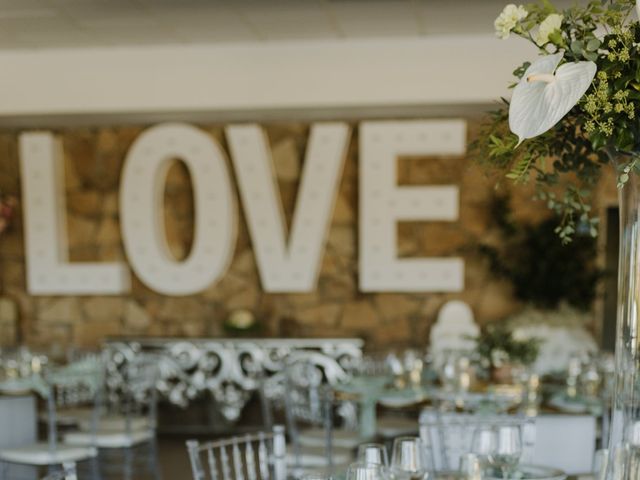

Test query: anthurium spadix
[509,53,597,144]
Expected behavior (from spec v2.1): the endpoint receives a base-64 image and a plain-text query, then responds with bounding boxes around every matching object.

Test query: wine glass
[471,425,497,468]
[346,461,386,480]
[357,443,389,467]
[390,436,430,479]
[488,424,522,480]
[592,448,608,480]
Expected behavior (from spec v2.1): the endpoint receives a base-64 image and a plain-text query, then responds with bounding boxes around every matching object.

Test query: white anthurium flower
[509,53,597,144]
[637,0,640,21]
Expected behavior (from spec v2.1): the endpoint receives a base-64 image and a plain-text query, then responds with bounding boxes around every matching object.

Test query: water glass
[390,436,430,479]
[488,424,522,479]
[357,443,389,467]
[346,461,386,480]
[471,425,497,466]
[459,453,482,480]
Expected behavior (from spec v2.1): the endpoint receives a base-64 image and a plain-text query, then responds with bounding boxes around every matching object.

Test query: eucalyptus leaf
[571,40,583,53]
[586,38,601,51]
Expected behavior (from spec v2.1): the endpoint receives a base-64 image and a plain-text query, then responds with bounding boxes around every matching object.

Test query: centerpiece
[474,323,541,383]
[476,1,640,477]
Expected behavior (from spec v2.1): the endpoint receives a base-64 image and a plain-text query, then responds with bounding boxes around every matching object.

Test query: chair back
[44,357,105,455]
[186,425,287,480]
[419,409,536,472]
[282,354,338,473]
[119,353,159,432]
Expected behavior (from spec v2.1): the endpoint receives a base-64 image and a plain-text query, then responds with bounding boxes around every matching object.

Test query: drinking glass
[459,453,482,480]
[357,443,389,467]
[390,436,430,479]
[592,448,608,480]
[470,425,497,467]
[488,425,522,480]
[345,461,386,480]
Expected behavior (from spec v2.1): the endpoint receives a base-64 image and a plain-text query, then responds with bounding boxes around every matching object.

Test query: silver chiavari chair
[186,425,287,480]
[0,360,102,480]
[282,354,356,478]
[63,353,161,480]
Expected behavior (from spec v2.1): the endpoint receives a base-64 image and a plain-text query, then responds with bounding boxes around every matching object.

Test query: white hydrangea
[509,304,597,375]
[494,4,528,40]
[535,13,563,46]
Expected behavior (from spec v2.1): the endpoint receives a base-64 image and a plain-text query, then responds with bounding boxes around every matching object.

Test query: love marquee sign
[19,119,467,297]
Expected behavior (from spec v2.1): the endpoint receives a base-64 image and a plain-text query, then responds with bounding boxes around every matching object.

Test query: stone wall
[0,120,561,352]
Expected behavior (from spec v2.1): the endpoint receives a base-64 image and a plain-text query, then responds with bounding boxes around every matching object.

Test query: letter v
[226,123,350,292]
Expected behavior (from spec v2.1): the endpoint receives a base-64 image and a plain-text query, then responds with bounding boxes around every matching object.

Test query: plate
[378,388,429,408]
[483,464,566,480]
[547,394,590,414]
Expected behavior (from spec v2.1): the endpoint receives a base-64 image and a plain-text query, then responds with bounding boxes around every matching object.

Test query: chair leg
[89,455,101,480]
[124,446,133,480]
[149,438,162,480]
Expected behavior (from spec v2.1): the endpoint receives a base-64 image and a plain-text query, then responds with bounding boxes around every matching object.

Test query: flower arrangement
[474,323,541,370]
[0,191,17,237]
[475,0,640,242]
[509,304,598,374]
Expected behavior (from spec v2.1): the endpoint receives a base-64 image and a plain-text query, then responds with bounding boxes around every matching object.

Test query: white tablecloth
[0,395,37,479]
[532,414,597,476]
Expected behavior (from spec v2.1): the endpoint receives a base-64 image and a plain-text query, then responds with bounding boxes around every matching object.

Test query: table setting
[320,338,613,480]
[300,432,570,480]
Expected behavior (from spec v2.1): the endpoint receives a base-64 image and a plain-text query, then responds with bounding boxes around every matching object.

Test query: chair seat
[0,443,97,466]
[287,444,353,467]
[376,415,418,437]
[298,428,362,449]
[78,414,152,433]
[64,429,153,449]
[39,407,94,428]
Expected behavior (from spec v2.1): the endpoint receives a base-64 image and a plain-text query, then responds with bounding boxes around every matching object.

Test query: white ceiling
[0,0,574,50]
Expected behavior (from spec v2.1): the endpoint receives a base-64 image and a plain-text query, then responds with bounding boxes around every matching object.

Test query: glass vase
[606,151,640,479]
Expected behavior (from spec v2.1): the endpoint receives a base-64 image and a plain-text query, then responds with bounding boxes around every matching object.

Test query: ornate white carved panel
[226,123,350,292]
[359,120,466,292]
[120,123,237,296]
[19,132,130,295]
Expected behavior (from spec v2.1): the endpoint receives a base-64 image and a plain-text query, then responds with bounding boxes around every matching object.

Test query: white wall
[0,35,535,122]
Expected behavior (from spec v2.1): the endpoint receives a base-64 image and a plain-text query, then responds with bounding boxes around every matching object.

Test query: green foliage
[477,195,600,310]
[475,323,541,367]
[476,0,640,242]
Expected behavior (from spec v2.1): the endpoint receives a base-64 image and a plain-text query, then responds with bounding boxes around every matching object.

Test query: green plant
[475,0,640,242]
[477,195,600,310]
